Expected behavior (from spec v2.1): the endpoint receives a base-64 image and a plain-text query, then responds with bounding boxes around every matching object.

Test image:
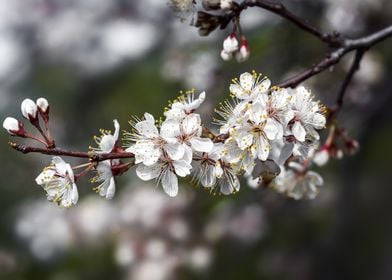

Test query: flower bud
[223,33,239,53]
[36,97,49,114]
[344,139,359,155]
[3,117,24,136]
[235,37,250,62]
[220,0,233,10]
[21,98,38,121]
[313,146,329,166]
[202,0,221,10]
[220,49,232,61]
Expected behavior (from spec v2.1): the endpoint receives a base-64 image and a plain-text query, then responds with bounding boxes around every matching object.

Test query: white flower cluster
[127,72,326,199]
[216,72,327,199]
[127,91,217,197]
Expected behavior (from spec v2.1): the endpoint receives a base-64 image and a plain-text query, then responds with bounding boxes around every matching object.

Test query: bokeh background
[1,0,392,279]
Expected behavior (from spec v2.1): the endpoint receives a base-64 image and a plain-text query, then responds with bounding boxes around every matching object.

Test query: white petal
[142,147,161,166]
[200,166,216,187]
[165,142,184,161]
[70,183,79,205]
[136,164,160,181]
[278,143,294,165]
[239,72,254,92]
[307,171,324,186]
[105,177,116,199]
[136,120,159,138]
[160,119,180,138]
[99,135,116,153]
[292,121,306,142]
[182,114,201,135]
[264,118,281,140]
[189,137,213,153]
[161,171,178,197]
[309,113,326,129]
[229,84,247,99]
[253,78,271,95]
[52,157,67,175]
[144,112,155,123]
[256,136,270,161]
[173,160,192,177]
[113,119,120,141]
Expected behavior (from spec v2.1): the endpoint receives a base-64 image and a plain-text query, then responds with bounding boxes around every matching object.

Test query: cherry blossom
[35,157,78,208]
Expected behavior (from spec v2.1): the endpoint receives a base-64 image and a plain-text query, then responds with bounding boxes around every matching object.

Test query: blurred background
[1,0,392,279]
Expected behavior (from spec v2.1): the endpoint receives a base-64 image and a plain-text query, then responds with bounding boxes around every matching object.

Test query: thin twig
[276,25,392,88]
[9,142,134,162]
[243,0,341,45]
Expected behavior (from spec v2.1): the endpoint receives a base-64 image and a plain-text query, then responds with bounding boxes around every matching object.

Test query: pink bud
[220,49,232,61]
[344,139,359,155]
[313,147,329,166]
[223,33,239,53]
[36,98,49,114]
[21,98,38,121]
[3,117,25,136]
[235,37,250,62]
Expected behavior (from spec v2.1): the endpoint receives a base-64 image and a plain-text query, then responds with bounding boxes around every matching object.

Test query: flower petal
[182,114,201,135]
[136,163,160,181]
[189,137,213,153]
[161,171,178,197]
[292,121,306,142]
[173,160,192,177]
[239,72,254,92]
[160,119,180,138]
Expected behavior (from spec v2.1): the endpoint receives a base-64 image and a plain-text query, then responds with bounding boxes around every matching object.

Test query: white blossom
[136,154,192,197]
[164,91,206,120]
[192,143,223,187]
[92,160,116,200]
[215,160,240,195]
[92,119,120,153]
[126,113,184,166]
[35,157,78,208]
[91,119,121,199]
[160,113,213,159]
[287,86,326,142]
[229,72,271,100]
[270,162,323,200]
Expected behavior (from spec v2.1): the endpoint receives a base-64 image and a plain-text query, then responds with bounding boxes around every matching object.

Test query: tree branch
[276,25,392,88]
[243,0,341,45]
[9,142,134,162]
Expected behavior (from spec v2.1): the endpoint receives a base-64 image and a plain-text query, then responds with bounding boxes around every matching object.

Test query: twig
[9,142,134,162]
[335,49,365,110]
[243,0,341,45]
[276,25,392,88]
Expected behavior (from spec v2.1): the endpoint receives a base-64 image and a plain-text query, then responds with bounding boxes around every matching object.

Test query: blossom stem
[74,164,95,180]
[23,133,48,147]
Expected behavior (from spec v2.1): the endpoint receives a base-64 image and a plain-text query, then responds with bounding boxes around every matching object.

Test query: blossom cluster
[3,72,331,207]
[215,72,327,199]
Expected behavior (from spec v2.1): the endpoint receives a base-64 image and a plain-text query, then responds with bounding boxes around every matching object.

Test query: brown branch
[276,25,392,88]
[9,142,134,162]
[243,0,341,45]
